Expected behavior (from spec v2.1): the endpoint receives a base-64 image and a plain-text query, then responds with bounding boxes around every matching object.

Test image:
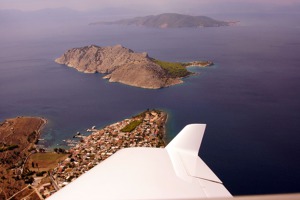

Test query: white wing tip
[166,123,206,155]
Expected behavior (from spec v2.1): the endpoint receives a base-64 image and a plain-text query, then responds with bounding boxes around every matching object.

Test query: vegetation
[121,120,143,132]
[54,147,66,154]
[182,61,213,67]
[153,59,191,78]
[24,177,34,184]
[28,152,69,171]
[36,171,47,177]
[27,131,37,143]
[0,117,46,199]
[22,170,35,177]
[134,109,162,118]
[0,144,19,152]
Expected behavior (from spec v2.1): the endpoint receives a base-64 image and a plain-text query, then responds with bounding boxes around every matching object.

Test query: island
[55,44,213,89]
[90,13,231,28]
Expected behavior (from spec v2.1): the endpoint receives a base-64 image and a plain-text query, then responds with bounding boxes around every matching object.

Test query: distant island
[55,45,213,89]
[90,13,231,28]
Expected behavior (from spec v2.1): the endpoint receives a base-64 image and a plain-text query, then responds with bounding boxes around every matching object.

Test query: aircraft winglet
[166,124,206,156]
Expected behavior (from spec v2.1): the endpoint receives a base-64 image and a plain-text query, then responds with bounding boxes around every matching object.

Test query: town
[50,110,167,192]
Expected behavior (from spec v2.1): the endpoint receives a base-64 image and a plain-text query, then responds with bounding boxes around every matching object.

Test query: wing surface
[47,124,232,199]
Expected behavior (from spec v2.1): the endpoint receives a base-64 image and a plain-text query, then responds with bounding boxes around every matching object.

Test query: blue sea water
[0,14,300,195]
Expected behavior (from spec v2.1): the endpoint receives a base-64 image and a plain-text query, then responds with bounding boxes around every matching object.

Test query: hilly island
[55,45,213,89]
[90,13,231,28]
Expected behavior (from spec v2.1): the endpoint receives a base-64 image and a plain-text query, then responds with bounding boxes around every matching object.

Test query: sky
[1,0,300,13]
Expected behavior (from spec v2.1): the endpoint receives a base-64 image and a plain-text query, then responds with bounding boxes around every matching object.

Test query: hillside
[0,117,46,199]
[91,13,230,28]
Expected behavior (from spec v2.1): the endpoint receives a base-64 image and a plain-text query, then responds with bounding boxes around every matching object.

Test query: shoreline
[2,116,47,140]
[184,61,214,68]
[160,111,168,145]
[13,116,48,145]
[55,45,213,90]
[37,117,47,139]
[0,111,167,197]
[0,116,48,199]
[51,109,168,188]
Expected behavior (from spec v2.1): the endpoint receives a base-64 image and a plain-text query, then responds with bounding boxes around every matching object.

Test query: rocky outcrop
[55,45,182,89]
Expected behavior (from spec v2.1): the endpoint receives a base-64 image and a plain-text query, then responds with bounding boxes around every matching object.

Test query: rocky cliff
[55,45,183,89]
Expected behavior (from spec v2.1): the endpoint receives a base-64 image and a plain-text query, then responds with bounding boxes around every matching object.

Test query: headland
[51,109,167,188]
[55,44,212,89]
[0,116,46,199]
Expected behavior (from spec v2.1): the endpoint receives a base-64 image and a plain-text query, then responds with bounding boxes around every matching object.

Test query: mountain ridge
[90,13,230,28]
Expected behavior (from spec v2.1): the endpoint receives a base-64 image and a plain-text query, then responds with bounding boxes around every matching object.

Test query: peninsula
[90,13,230,28]
[55,44,213,89]
[0,110,168,198]
[51,109,167,188]
[0,117,46,199]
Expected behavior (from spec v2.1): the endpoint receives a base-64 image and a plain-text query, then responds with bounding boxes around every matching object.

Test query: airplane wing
[47,124,232,199]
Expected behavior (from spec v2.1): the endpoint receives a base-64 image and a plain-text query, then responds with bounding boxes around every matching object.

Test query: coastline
[51,109,168,188]
[55,45,213,90]
[0,116,48,199]
[37,117,47,139]
[160,111,168,145]
[184,61,214,68]
[1,116,47,144]
[0,111,167,198]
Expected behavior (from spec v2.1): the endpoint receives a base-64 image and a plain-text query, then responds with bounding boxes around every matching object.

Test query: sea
[0,12,299,195]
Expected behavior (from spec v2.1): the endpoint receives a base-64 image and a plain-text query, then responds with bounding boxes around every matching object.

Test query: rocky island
[90,13,230,28]
[55,44,213,89]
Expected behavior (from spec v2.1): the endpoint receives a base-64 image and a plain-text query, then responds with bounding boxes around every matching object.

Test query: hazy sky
[1,0,300,13]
